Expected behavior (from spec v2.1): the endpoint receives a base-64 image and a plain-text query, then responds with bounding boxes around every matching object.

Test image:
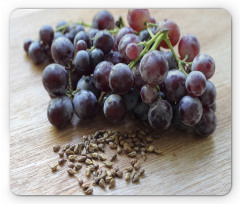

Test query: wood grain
[9,9,231,195]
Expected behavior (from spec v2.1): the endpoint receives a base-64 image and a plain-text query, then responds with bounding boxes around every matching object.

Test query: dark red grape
[132,64,146,92]
[178,34,200,62]
[140,84,158,104]
[122,89,139,111]
[39,24,54,45]
[148,100,173,131]
[104,51,129,65]
[109,63,134,94]
[89,48,104,70]
[198,80,216,107]
[126,43,140,60]
[73,90,98,119]
[56,20,70,34]
[194,108,217,137]
[73,31,91,48]
[47,96,73,129]
[92,10,115,30]
[118,34,141,59]
[93,30,113,54]
[93,61,114,92]
[191,54,215,79]
[103,94,126,122]
[73,50,90,74]
[163,51,178,70]
[140,50,169,85]
[42,63,69,96]
[28,41,46,64]
[156,19,180,49]
[76,76,101,99]
[133,100,149,121]
[179,95,203,126]
[209,101,216,112]
[51,37,74,67]
[164,70,187,102]
[172,103,189,130]
[23,39,33,54]
[116,27,134,46]
[74,40,87,53]
[185,71,207,97]
[127,9,150,32]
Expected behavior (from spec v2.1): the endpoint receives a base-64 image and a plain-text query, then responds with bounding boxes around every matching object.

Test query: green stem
[146,22,158,27]
[150,32,166,51]
[109,27,119,34]
[119,16,125,27]
[147,26,154,38]
[68,70,73,93]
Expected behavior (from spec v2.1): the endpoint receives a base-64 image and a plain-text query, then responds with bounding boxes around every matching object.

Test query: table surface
[9,9,231,195]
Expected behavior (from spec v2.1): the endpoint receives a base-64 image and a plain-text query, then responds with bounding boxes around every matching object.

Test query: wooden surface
[9,9,231,195]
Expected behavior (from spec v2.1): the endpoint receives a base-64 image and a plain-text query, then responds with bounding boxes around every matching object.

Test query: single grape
[164,70,187,102]
[104,51,129,65]
[76,76,101,99]
[140,50,169,85]
[163,51,178,70]
[127,9,151,32]
[53,31,64,40]
[185,71,207,97]
[198,80,216,107]
[87,28,99,39]
[148,100,173,131]
[140,84,158,104]
[191,54,215,79]
[73,90,98,119]
[92,10,115,30]
[122,89,139,111]
[74,40,87,53]
[126,43,140,60]
[209,101,216,112]
[109,63,134,94]
[93,30,113,54]
[178,34,200,62]
[65,32,75,43]
[150,16,156,24]
[73,31,91,48]
[71,70,82,91]
[132,64,146,92]
[179,95,203,126]
[133,100,149,121]
[23,39,33,54]
[51,37,74,66]
[116,27,134,46]
[156,19,180,49]
[118,34,141,59]
[194,108,217,137]
[39,24,54,45]
[28,41,46,64]
[89,48,104,70]
[73,50,90,74]
[47,96,73,129]
[172,103,188,130]
[42,63,69,96]
[103,94,126,122]
[93,61,114,92]
[56,20,70,34]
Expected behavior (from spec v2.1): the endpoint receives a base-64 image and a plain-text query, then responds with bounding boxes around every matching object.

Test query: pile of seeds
[50,128,163,195]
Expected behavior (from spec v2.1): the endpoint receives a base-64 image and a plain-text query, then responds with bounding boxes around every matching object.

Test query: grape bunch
[24,9,217,137]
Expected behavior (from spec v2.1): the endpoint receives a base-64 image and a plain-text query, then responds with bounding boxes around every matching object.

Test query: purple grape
[73,50,90,74]
[109,63,134,94]
[179,95,203,126]
[164,70,187,102]
[51,37,74,67]
[191,54,215,79]
[47,96,73,129]
[94,61,114,92]
[140,84,158,104]
[23,39,33,54]
[209,101,216,112]
[28,41,46,64]
[87,28,99,39]
[126,43,140,60]
[89,48,104,70]
[73,90,98,119]
[104,51,129,65]
[163,51,178,70]
[74,40,87,54]
[93,30,113,54]
[92,10,115,30]
[148,100,173,131]
[127,9,150,32]
[42,63,69,96]
[74,31,91,48]
[71,70,82,91]
[56,20,70,34]
[103,94,126,122]
[185,71,207,97]
[198,80,216,107]
[172,103,188,130]
[116,27,134,46]
[140,50,169,85]
[132,64,146,92]
[39,24,54,45]
[133,100,149,121]
[53,31,64,40]
[122,89,139,111]
[194,108,217,137]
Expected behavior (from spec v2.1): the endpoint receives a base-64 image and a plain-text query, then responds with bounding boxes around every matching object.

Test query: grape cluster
[24,9,217,138]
